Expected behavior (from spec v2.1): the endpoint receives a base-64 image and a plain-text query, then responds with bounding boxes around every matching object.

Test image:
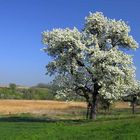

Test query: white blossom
[42,12,139,102]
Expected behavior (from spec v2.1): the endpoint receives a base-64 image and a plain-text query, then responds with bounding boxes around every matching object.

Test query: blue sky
[0,0,140,86]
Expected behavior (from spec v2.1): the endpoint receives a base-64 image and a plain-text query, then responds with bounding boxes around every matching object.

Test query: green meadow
[0,114,139,140]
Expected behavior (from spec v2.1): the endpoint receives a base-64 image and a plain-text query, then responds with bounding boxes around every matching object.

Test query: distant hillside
[0,86,54,100]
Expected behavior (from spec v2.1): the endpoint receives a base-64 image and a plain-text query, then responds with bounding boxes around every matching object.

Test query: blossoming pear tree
[42,12,138,120]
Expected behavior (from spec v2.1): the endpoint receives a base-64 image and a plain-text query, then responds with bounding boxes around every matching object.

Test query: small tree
[122,81,140,114]
[42,12,138,120]
[98,95,112,114]
[9,83,16,93]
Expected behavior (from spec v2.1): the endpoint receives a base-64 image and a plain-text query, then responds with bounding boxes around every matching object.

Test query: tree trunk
[132,95,137,114]
[89,94,98,120]
[132,102,135,114]
[107,102,110,114]
[86,103,90,119]
[89,81,100,120]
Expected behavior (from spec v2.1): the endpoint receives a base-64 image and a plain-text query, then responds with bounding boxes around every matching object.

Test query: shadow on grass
[0,114,139,125]
[0,116,54,123]
[0,115,89,124]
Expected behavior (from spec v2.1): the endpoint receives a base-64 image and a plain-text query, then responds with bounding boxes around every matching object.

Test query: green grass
[0,115,139,140]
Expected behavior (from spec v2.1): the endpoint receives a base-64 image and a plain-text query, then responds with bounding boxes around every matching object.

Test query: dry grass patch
[0,100,86,115]
[0,100,138,118]
[114,101,130,109]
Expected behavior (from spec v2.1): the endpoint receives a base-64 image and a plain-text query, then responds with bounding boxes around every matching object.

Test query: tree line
[0,83,55,100]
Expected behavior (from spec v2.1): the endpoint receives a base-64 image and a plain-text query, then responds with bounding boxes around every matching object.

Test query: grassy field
[0,115,139,140]
[0,100,139,140]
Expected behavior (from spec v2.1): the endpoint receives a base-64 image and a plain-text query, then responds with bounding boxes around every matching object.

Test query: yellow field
[114,101,130,109]
[0,100,86,115]
[0,100,132,116]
